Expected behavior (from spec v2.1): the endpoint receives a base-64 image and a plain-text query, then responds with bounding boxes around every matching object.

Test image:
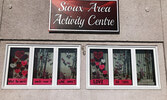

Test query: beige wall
[0,0,167,100]
[162,0,167,80]
[0,0,3,39]
[0,41,167,100]
[0,0,163,42]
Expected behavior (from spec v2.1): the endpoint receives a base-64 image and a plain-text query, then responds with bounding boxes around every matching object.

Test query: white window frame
[2,44,81,89]
[86,45,161,89]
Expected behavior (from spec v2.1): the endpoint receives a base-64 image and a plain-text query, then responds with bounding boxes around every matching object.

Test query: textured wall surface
[0,41,166,100]
[0,0,167,100]
[162,0,167,75]
[0,0,164,42]
[0,0,4,38]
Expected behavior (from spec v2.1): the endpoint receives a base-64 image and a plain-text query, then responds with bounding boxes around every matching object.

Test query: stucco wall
[0,0,3,39]
[0,0,163,42]
[0,0,167,100]
[0,41,166,100]
[161,0,167,80]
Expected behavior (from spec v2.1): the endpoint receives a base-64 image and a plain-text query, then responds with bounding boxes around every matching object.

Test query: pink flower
[103,70,108,75]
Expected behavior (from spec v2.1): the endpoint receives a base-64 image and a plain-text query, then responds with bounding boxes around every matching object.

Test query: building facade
[0,0,167,100]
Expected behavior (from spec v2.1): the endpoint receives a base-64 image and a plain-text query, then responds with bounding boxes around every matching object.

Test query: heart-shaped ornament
[10,63,16,68]
[103,70,108,75]
[95,62,99,66]
[21,61,27,66]
[15,69,20,73]
[20,54,28,61]
[12,58,18,63]
[22,70,28,76]
[93,51,103,60]
[17,63,22,68]
[99,65,105,70]
[15,51,25,58]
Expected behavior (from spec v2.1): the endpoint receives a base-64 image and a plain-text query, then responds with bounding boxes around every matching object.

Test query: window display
[87,46,160,89]
[33,48,53,85]
[90,49,109,85]
[57,48,77,85]
[2,44,160,89]
[3,45,80,89]
[7,48,29,85]
[136,50,156,85]
[113,49,132,85]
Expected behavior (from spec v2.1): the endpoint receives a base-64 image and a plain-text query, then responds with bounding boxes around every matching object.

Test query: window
[136,50,156,85]
[57,48,77,85]
[2,44,80,89]
[32,48,53,85]
[90,49,109,85]
[113,49,132,85]
[7,48,30,85]
[86,46,160,89]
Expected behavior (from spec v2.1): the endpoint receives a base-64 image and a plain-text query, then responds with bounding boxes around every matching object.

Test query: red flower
[95,62,100,66]
[22,70,28,76]
[99,65,105,70]
[93,51,103,60]
[17,63,22,68]
[21,61,27,66]
[15,51,25,58]
[15,69,20,73]
[12,58,18,63]
[103,70,108,75]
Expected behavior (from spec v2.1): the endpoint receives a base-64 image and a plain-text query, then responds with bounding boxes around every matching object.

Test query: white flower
[101,59,105,63]
[10,63,16,68]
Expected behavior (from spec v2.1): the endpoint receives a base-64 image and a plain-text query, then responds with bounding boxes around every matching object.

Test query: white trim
[2,44,81,89]
[1,45,10,89]
[86,45,161,89]
[109,48,113,87]
[48,0,52,32]
[28,47,34,87]
[77,46,81,89]
[86,47,90,89]
[154,47,161,89]
[52,47,57,87]
[4,46,11,88]
[131,48,137,87]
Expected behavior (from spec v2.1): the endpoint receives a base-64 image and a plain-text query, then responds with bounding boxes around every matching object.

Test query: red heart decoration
[15,69,20,73]
[15,51,25,58]
[93,51,103,60]
[103,70,108,75]
[21,61,27,66]
[12,58,17,62]
[95,62,99,66]
[17,63,22,68]
[99,65,105,70]
[22,70,28,76]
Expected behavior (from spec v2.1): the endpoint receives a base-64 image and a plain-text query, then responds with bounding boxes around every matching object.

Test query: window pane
[7,48,29,85]
[136,50,156,85]
[32,48,53,85]
[90,49,109,85]
[57,48,77,85]
[113,49,132,85]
